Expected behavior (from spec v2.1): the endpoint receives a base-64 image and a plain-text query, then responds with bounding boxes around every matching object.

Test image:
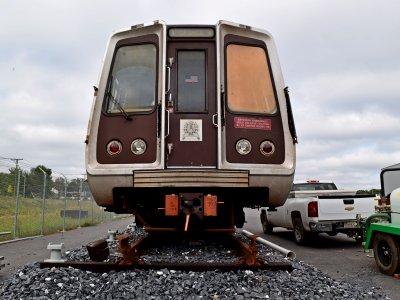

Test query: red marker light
[260,140,275,156]
[107,140,122,155]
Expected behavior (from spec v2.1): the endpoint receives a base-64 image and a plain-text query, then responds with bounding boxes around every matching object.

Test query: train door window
[226,44,277,114]
[176,50,207,112]
[106,44,157,113]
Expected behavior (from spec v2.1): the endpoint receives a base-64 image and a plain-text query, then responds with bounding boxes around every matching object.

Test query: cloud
[1,0,399,190]
[290,65,400,190]
[296,109,400,141]
[295,70,400,109]
[0,54,92,175]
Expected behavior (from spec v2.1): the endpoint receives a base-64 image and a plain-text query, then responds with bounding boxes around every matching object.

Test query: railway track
[40,229,294,273]
[1,223,390,299]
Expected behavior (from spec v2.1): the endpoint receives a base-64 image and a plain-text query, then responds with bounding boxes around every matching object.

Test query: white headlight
[236,139,252,155]
[131,139,147,155]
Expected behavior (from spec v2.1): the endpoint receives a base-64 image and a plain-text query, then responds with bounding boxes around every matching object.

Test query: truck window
[292,183,338,191]
[226,44,277,114]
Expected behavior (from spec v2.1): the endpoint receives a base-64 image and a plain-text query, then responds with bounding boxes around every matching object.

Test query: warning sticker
[234,117,272,130]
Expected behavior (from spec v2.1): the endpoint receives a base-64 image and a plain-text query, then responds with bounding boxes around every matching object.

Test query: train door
[165,41,217,167]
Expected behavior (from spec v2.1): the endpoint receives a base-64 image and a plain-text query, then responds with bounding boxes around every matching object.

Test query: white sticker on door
[180,119,202,141]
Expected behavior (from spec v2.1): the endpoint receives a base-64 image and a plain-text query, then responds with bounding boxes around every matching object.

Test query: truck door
[165,41,217,167]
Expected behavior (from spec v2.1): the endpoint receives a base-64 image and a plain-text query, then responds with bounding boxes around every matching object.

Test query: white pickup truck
[260,180,377,244]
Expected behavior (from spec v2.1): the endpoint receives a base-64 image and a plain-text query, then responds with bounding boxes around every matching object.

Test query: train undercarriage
[110,186,269,231]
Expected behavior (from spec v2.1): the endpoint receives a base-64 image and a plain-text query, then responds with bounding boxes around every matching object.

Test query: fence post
[91,196,94,223]
[22,174,26,198]
[78,178,82,228]
[61,174,67,232]
[38,167,47,235]
[13,169,21,239]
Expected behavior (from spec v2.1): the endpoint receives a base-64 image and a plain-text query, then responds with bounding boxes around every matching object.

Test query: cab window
[106,44,156,113]
[226,44,277,114]
[176,50,207,113]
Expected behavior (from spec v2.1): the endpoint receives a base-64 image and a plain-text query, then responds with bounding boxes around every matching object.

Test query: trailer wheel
[373,233,400,275]
[260,210,273,234]
[293,217,308,245]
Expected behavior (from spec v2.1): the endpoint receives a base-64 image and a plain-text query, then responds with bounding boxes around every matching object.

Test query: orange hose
[184,213,190,231]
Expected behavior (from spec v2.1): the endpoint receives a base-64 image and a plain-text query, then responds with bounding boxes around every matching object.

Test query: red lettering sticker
[234,117,272,130]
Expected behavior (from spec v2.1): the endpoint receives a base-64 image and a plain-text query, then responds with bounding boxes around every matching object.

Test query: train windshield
[106,44,157,113]
[226,44,277,114]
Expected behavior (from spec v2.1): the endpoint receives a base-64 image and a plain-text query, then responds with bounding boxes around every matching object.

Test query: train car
[85,20,297,231]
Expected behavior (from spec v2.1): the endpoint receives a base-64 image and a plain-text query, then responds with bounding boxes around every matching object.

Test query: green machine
[364,164,400,275]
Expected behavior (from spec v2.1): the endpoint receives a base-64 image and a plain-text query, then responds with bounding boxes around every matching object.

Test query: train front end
[86,21,296,231]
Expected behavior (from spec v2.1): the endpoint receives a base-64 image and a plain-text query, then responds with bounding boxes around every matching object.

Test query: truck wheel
[293,217,308,245]
[373,233,400,275]
[260,210,273,234]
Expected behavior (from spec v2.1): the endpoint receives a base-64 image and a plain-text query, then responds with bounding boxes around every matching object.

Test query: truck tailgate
[291,190,358,198]
[317,195,377,221]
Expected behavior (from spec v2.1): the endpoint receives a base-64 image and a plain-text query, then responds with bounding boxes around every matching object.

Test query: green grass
[0,195,123,242]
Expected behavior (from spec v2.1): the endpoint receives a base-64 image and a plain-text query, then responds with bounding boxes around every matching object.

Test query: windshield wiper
[106,76,132,121]
[107,92,132,120]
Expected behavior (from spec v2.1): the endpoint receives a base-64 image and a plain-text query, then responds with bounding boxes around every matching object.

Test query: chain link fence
[0,158,123,243]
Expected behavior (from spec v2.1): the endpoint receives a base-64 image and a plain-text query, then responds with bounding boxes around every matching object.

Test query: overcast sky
[1,0,399,189]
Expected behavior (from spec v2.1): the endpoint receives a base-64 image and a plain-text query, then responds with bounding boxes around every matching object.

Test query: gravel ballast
[0,228,390,299]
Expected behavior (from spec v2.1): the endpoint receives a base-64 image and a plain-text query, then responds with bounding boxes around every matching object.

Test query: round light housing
[236,139,252,155]
[131,139,147,155]
[260,140,275,156]
[107,140,122,155]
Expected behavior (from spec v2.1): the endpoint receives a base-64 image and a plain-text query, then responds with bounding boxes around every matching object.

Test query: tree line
[0,165,90,199]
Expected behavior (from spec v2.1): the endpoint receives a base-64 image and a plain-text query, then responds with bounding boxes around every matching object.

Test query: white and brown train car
[86,20,297,231]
